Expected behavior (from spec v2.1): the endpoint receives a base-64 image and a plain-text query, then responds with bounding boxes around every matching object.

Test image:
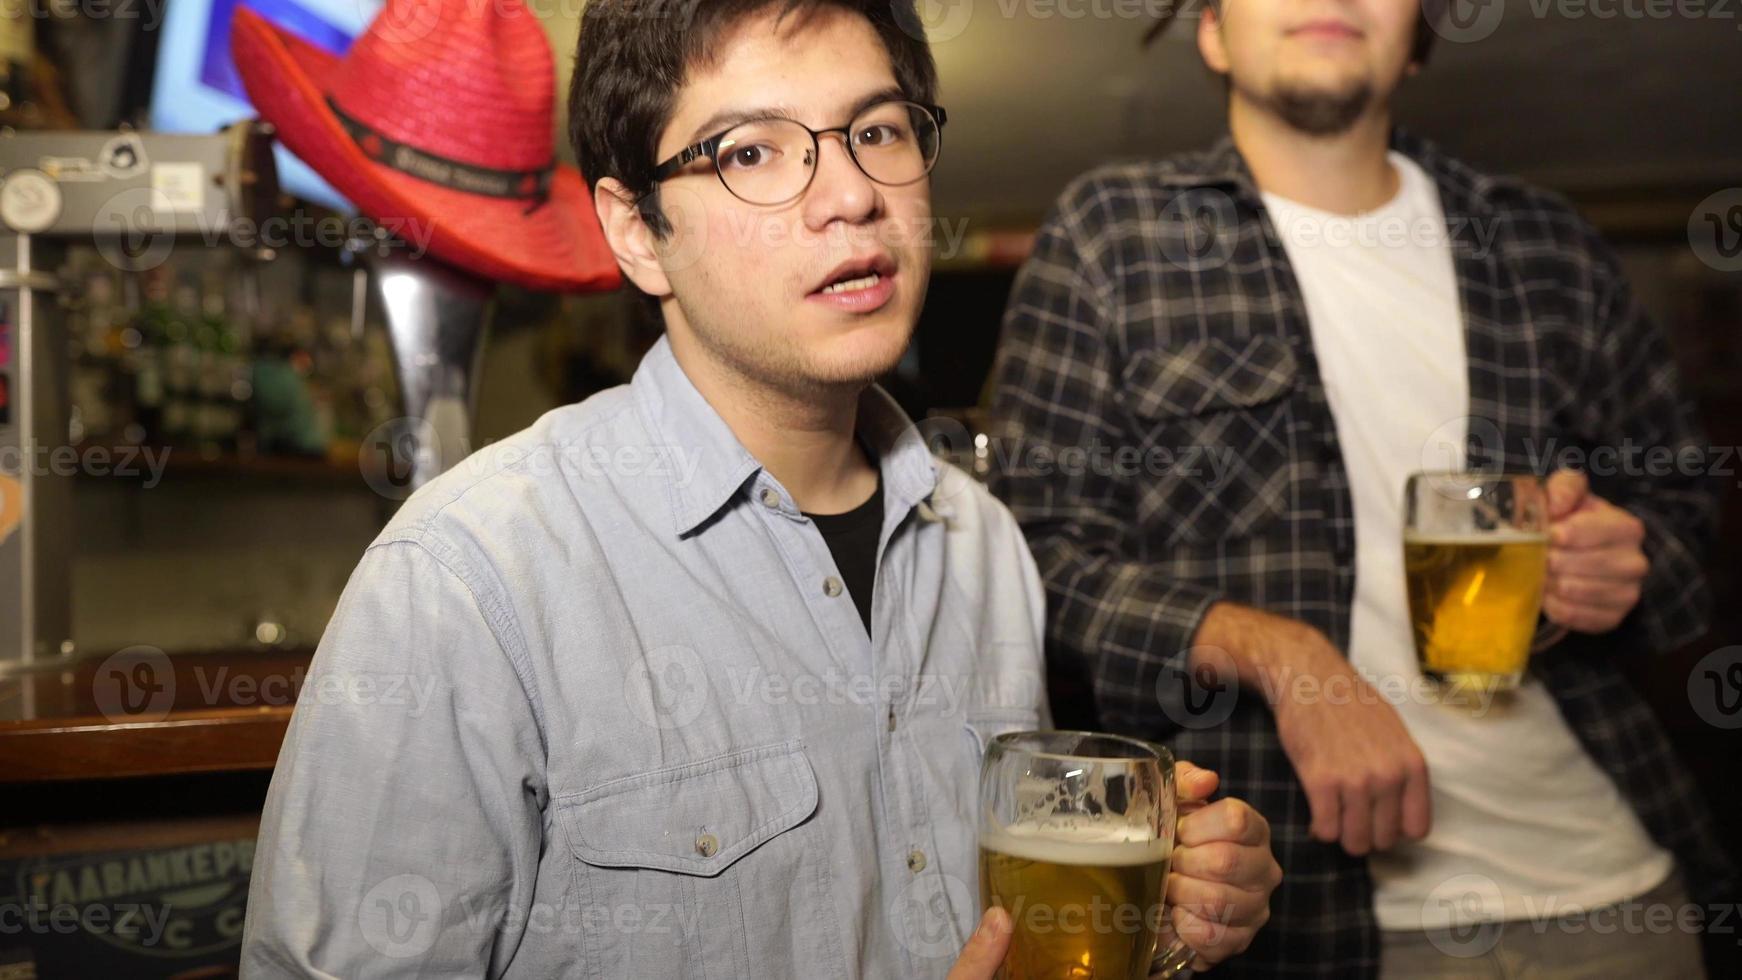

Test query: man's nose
[802,133,880,228]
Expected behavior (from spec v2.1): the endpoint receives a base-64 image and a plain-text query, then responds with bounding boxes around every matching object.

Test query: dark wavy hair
[569,0,939,236]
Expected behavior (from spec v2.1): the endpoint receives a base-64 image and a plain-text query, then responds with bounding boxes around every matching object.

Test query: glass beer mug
[978,731,1195,980]
[1403,472,1566,692]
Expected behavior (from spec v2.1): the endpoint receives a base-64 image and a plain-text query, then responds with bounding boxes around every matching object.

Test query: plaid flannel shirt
[987,128,1736,977]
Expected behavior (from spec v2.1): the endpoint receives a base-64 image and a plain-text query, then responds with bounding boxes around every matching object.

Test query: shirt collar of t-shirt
[1260,151,1443,250]
[804,470,884,637]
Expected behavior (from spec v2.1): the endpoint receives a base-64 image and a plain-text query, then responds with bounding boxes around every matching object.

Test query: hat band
[329,98,553,211]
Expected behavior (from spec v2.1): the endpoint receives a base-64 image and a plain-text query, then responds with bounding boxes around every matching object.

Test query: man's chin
[1266,78,1375,136]
[798,317,913,388]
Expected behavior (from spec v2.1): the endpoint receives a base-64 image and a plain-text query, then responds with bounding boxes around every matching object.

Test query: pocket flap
[963,709,1041,760]
[562,740,818,877]
[1121,334,1296,419]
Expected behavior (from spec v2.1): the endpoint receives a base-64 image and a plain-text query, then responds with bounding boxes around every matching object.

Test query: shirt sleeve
[241,537,546,979]
[987,186,1221,731]
[1582,244,1717,652]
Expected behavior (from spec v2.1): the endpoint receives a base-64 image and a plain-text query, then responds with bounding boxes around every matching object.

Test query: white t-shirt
[1261,153,1672,930]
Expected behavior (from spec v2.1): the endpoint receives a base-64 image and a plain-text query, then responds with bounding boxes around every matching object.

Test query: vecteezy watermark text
[0,442,170,488]
[95,187,436,273]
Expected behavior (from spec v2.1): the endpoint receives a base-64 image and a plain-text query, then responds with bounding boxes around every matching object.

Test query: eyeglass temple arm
[652,137,720,182]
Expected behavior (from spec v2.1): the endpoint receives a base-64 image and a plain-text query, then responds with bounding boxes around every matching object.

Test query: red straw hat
[230,0,621,293]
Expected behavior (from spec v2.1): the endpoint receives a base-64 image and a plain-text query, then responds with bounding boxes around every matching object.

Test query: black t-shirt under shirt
[804,475,883,637]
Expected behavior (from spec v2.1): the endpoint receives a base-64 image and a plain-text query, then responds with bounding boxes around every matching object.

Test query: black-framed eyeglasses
[651,100,946,206]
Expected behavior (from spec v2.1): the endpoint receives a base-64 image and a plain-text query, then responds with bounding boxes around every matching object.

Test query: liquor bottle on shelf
[68,269,123,446]
[0,0,78,130]
[189,282,221,456]
[128,267,176,447]
[163,279,205,451]
[223,269,261,459]
[197,274,249,455]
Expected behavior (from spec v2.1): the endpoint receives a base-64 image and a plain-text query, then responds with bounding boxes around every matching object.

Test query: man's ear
[1197,4,1230,75]
[593,176,673,299]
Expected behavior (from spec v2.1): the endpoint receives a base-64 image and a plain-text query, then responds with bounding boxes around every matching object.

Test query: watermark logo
[361,416,441,500]
[651,182,713,274]
[92,645,175,723]
[1689,188,1742,273]
[359,874,443,958]
[1427,0,1507,43]
[890,872,976,959]
[623,645,710,729]
[1418,415,1505,474]
[93,187,176,273]
[92,186,436,274]
[364,0,445,46]
[0,442,171,489]
[1689,645,1742,730]
[1423,872,1505,957]
[1156,645,1240,730]
[898,0,978,43]
[1158,187,1238,272]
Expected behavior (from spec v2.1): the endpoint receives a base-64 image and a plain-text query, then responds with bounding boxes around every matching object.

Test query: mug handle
[1151,936,1196,977]
[1533,618,1569,654]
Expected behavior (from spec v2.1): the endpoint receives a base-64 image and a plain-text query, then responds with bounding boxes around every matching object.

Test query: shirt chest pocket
[1117,334,1298,545]
[557,740,843,979]
[962,707,1042,763]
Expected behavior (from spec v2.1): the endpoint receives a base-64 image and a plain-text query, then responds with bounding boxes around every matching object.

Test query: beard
[1264,78,1375,136]
[668,288,913,402]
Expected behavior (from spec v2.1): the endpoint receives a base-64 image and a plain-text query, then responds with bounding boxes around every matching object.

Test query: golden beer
[978,827,1170,980]
[1404,530,1549,689]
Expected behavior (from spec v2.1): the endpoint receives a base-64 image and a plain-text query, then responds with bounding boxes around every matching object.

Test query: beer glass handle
[1532,619,1568,653]
[1151,937,1195,978]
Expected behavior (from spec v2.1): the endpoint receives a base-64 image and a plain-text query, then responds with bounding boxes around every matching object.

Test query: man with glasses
[990,0,1731,976]
[241,1,1282,977]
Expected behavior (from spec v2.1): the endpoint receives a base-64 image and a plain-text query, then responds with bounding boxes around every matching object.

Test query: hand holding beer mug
[1404,473,1566,692]
[978,732,1195,979]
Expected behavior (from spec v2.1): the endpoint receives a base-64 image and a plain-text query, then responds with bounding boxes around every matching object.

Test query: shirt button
[759,487,780,509]
[695,833,719,858]
[907,849,927,873]
[822,576,844,598]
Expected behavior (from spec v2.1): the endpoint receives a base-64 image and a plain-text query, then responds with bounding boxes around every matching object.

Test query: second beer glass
[1403,472,1561,691]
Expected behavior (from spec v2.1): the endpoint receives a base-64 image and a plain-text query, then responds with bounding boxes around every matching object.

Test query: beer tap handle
[365,243,493,491]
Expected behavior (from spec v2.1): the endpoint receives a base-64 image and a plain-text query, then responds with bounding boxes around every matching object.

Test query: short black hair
[568,0,939,235]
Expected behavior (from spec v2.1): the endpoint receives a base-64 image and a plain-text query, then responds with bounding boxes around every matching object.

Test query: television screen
[150,0,383,212]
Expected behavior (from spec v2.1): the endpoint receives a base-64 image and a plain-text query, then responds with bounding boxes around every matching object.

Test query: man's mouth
[806,254,898,313]
[1288,19,1363,40]
[819,273,885,295]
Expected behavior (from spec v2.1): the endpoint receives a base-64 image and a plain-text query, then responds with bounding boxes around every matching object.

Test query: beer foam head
[1403,529,1549,544]
[981,822,1170,866]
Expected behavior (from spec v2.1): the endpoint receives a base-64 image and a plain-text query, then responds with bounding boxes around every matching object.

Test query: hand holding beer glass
[1403,472,1566,692]
[978,732,1195,980]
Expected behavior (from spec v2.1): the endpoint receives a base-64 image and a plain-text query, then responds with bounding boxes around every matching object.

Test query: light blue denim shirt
[241,336,1049,978]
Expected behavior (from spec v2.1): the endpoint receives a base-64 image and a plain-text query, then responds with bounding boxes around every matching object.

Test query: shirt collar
[855,382,943,526]
[630,335,939,538]
[1158,126,1498,219]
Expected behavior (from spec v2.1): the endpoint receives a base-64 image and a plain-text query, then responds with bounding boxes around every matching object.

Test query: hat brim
[230,8,621,293]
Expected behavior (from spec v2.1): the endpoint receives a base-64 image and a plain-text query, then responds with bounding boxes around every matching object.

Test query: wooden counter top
[0,651,311,782]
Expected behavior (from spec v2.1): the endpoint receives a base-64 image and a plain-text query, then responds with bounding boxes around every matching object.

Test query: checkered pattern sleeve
[987,185,1222,726]
[1581,232,1717,652]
